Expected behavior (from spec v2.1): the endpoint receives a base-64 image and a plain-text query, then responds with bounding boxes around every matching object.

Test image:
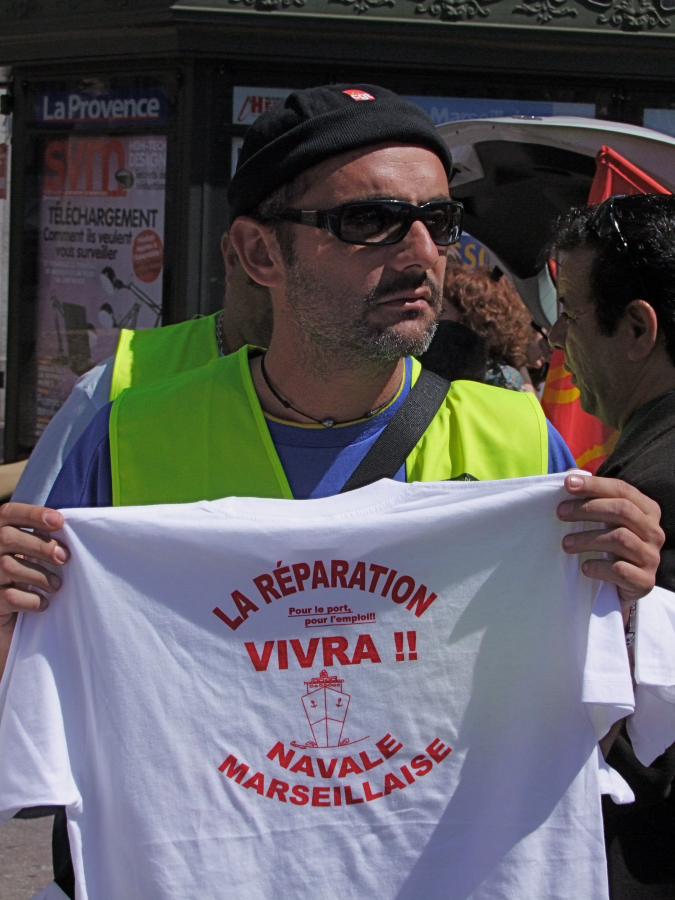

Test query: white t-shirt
[0,476,649,899]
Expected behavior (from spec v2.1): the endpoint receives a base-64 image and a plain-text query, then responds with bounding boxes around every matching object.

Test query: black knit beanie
[227,84,453,224]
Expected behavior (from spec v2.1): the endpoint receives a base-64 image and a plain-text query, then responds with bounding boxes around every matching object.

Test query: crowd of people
[0,84,674,900]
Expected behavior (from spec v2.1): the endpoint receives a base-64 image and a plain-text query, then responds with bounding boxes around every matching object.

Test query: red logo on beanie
[342,89,375,101]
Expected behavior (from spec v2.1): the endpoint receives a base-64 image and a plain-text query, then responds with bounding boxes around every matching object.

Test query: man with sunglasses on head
[550,192,675,900]
[0,86,667,898]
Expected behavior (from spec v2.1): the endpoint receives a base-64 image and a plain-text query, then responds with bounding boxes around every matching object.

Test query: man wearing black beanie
[7,84,665,899]
[41,78,662,710]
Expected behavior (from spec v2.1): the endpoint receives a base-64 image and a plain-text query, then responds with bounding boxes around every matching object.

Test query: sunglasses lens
[337,203,408,244]
[334,201,462,245]
[591,202,615,241]
[423,203,463,245]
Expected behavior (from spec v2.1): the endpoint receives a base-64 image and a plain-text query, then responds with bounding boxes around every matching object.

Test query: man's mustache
[367,272,442,307]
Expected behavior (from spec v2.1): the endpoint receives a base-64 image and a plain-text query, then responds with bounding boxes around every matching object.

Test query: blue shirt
[47,359,576,509]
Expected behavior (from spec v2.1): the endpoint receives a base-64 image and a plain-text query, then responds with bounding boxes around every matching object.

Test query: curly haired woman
[442,264,538,393]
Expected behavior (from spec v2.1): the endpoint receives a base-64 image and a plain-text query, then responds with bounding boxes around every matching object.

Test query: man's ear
[624,299,659,362]
[228,217,285,289]
[220,232,238,277]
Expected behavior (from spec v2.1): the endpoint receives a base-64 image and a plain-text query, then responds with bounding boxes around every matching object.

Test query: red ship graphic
[292,670,367,749]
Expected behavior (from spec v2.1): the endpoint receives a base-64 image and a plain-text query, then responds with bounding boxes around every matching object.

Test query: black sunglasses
[268,199,464,247]
[589,195,651,300]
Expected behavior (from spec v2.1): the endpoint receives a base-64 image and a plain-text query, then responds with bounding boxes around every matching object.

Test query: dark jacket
[597,390,675,898]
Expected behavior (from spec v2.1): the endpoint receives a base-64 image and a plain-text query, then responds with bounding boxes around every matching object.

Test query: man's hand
[0,502,68,679]
[0,502,68,616]
[557,473,664,609]
[0,501,68,621]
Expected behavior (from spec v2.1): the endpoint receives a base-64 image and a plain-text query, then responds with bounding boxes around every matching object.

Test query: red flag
[588,146,670,204]
[541,145,670,473]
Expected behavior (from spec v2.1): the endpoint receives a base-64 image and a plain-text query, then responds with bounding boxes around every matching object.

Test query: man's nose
[395,219,442,270]
[548,315,567,350]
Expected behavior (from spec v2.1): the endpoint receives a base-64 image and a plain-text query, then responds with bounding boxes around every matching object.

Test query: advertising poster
[34,132,166,440]
[404,95,595,126]
[232,87,291,125]
[456,232,497,270]
[643,108,675,137]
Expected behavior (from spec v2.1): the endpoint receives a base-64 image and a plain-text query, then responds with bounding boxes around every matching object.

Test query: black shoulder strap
[340,367,451,494]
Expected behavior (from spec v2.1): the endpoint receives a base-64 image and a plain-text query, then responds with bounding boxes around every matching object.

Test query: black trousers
[604,792,675,899]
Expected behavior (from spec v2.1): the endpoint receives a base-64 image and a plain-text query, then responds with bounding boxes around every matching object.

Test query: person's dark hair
[249,173,313,266]
[551,194,675,366]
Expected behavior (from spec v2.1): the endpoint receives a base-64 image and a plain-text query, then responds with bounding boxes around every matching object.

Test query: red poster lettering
[67,140,88,192]
[277,640,288,670]
[98,139,125,193]
[44,140,67,193]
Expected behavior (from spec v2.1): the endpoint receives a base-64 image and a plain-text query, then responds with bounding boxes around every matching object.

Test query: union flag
[541,145,671,472]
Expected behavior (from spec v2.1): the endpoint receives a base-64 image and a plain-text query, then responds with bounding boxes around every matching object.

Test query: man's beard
[284,260,441,367]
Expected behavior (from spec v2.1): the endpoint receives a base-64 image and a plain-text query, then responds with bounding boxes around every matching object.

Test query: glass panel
[32,132,166,443]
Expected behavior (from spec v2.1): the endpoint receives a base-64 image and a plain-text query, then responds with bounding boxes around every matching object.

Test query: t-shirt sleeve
[46,403,114,509]
[546,421,576,474]
[12,357,115,507]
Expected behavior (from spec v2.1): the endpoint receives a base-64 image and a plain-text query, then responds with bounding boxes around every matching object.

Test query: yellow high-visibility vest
[109,346,548,507]
[110,313,220,400]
